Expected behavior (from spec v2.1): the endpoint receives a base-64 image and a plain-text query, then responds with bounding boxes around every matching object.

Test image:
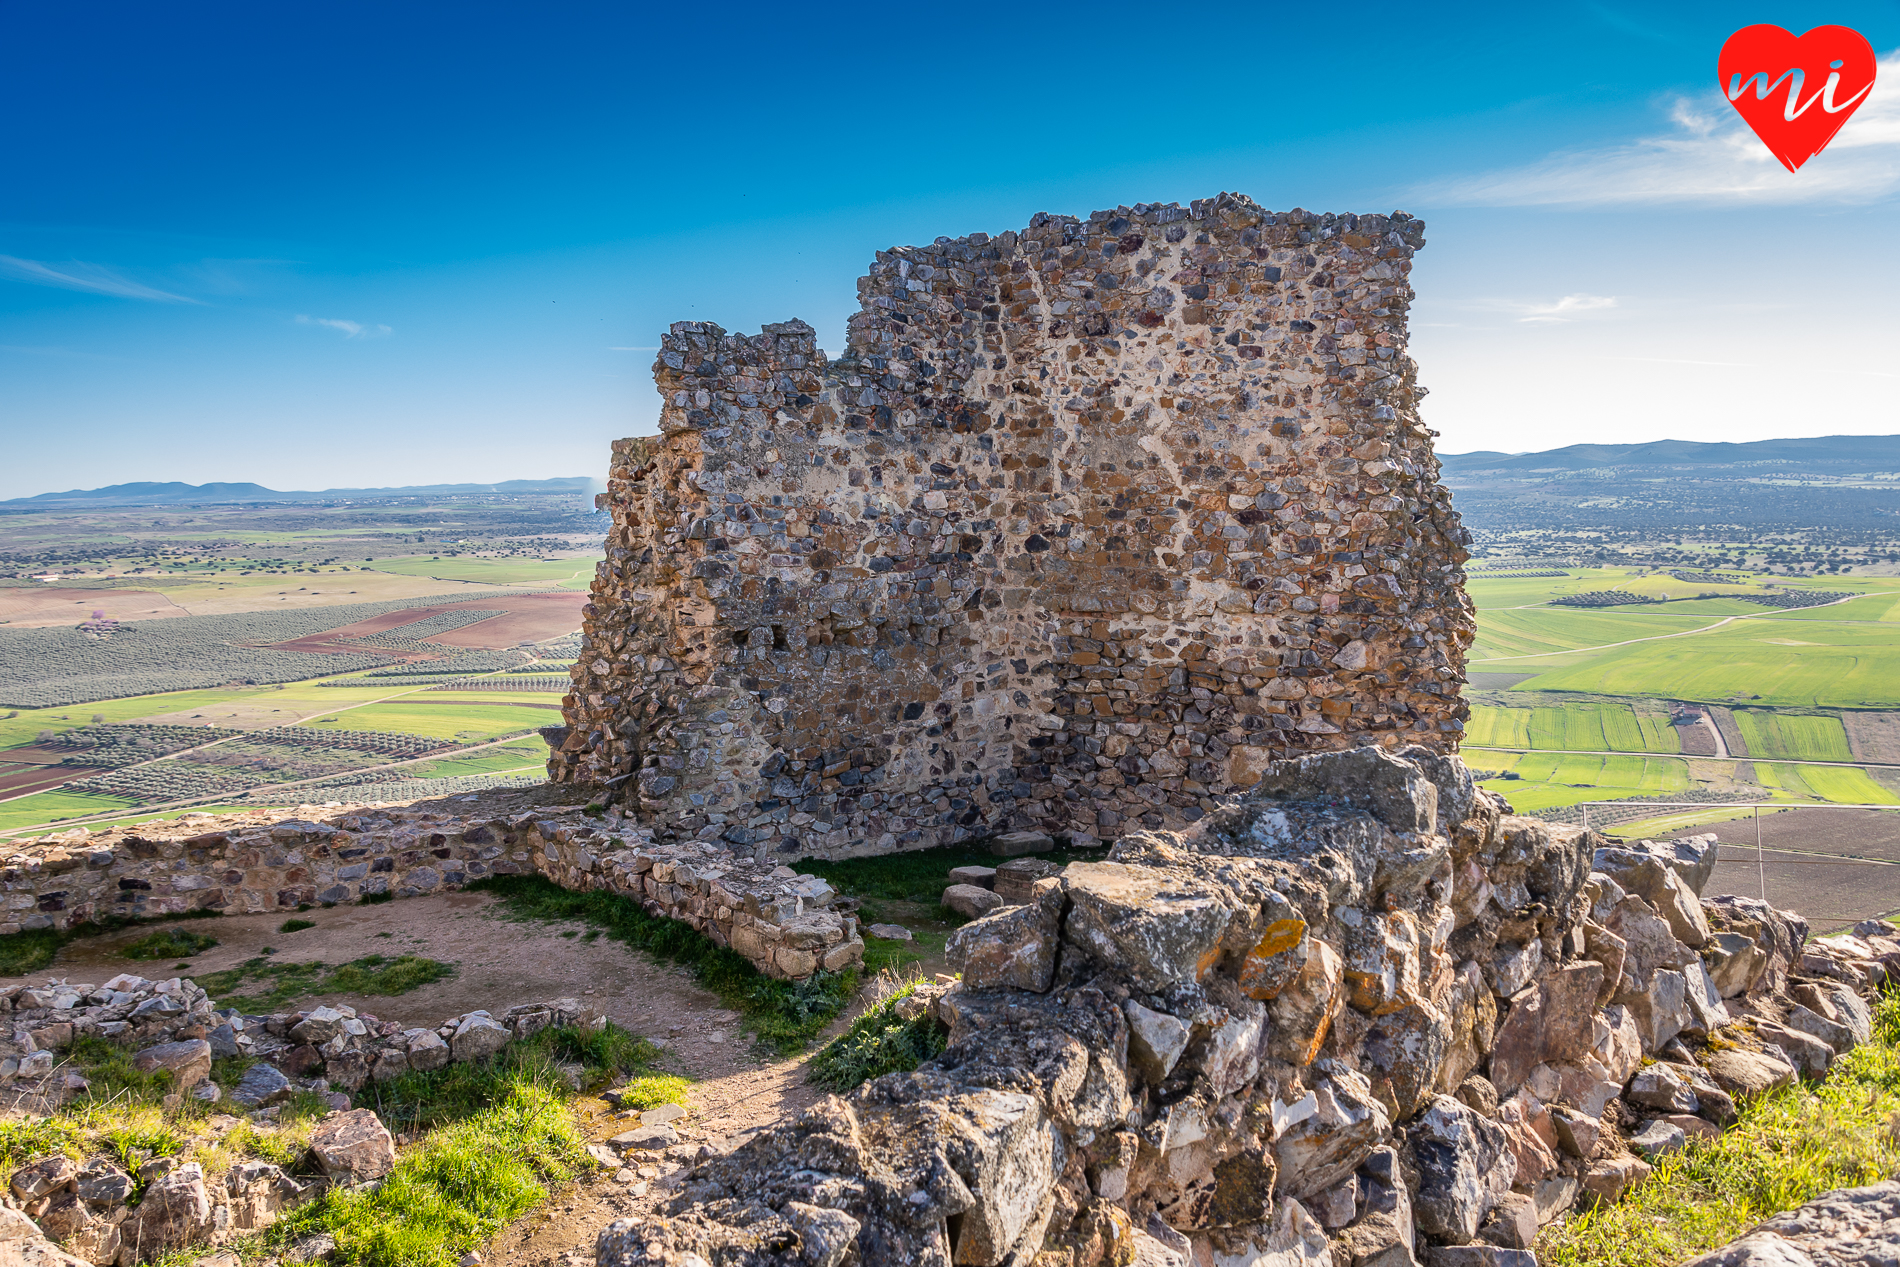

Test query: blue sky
[4,1,1899,498]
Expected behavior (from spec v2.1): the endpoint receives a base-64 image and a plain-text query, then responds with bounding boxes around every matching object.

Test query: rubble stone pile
[0,797,863,981]
[0,979,594,1263]
[595,746,1880,1267]
[552,194,1475,857]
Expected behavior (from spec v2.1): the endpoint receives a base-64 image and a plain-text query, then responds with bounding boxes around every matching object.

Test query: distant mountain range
[2,478,600,509]
[1441,434,1900,534]
[1442,434,1900,477]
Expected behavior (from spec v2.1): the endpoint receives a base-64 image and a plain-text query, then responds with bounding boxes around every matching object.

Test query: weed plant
[196,954,453,1012]
[361,1021,658,1133]
[807,973,948,1092]
[611,1073,693,1111]
[1540,992,1900,1267]
[279,918,317,933]
[119,928,220,960]
[469,875,854,1054]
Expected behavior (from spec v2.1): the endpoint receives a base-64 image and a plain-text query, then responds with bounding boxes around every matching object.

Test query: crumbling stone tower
[552,193,1474,857]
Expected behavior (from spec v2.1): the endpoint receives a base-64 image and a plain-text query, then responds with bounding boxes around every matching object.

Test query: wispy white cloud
[0,255,200,303]
[1517,294,1619,323]
[1414,50,1900,206]
[1604,355,1748,367]
[297,315,391,338]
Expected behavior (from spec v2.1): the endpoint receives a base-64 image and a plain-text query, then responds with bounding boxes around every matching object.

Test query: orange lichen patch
[1238,919,1309,1000]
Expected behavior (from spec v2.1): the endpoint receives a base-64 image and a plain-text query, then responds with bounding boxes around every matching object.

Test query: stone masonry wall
[595,747,1879,1267]
[0,796,863,982]
[553,192,1474,859]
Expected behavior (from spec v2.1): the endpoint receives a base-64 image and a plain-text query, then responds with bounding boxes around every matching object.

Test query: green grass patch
[1466,700,1682,755]
[0,789,138,832]
[798,839,1102,907]
[279,918,317,933]
[361,1021,657,1134]
[280,1082,588,1267]
[469,874,853,1055]
[196,954,454,1012]
[277,1022,653,1267]
[807,975,948,1092]
[0,909,223,975]
[611,1073,693,1111]
[1540,991,1900,1267]
[0,1037,318,1190]
[119,927,220,960]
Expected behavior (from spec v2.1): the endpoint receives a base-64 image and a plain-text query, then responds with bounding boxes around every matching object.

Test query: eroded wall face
[553,193,1474,858]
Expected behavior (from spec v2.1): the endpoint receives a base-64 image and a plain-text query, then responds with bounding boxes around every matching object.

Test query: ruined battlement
[552,193,1474,857]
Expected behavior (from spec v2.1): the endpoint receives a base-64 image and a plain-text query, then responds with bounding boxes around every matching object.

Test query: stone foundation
[1,796,862,982]
[591,747,1877,1267]
[553,193,1474,858]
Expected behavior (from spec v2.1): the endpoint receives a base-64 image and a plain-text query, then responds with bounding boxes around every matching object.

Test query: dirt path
[4,891,903,1266]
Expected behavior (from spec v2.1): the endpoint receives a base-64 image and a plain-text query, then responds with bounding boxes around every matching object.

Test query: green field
[1763,593,1900,621]
[0,687,280,748]
[1515,621,1900,708]
[368,556,588,585]
[1476,752,1691,812]
[405,741,548,779]
[1731,711,1854,762]
[1466,700,1680,753]
[1755,762,1900,804]
[1470,608,1721,661]
[302,700,557,740]
[0,789,137,831]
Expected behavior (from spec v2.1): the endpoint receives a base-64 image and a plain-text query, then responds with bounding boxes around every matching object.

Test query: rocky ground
[0,887,940,1267]
[591,747,1900,1267]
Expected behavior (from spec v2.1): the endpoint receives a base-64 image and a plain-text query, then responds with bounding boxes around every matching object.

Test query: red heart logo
[1720,24,1878,171]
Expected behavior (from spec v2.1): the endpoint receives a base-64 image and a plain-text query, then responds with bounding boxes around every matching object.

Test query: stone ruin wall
[1,798,866,982]
[551,193,1475,859]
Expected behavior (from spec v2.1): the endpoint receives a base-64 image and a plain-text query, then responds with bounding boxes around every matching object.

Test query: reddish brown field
[1701,806,1900,932]
[0,588,189,628]
[0,765,102,797]
[422,592,586,647]
[0,747,80,766]
[267,593,585,655]
[1845,711,1900,764]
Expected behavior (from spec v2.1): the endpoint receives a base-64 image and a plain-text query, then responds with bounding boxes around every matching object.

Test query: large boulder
[1704,896,1810,999]
[308,1109,397,1186]
[1487,962,1603,1095]
[450,1014,511,1063]
[942,884,1004,920]
[10,1155,76,1200]
[132,1039,211,1091]
[1680,1179,1900,1266]
[1705,1048,1798,1098]
[946,900,1058,993]
[122,1162,213,1258]
[1410,1096,1515,1245]
[227,1062,292,1109]
[1061,862,1236,991]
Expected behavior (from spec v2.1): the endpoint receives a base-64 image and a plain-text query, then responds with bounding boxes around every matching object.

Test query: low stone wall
[0,792,863,982]
[0,975,606,1264]
[593,747,1880,1267]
